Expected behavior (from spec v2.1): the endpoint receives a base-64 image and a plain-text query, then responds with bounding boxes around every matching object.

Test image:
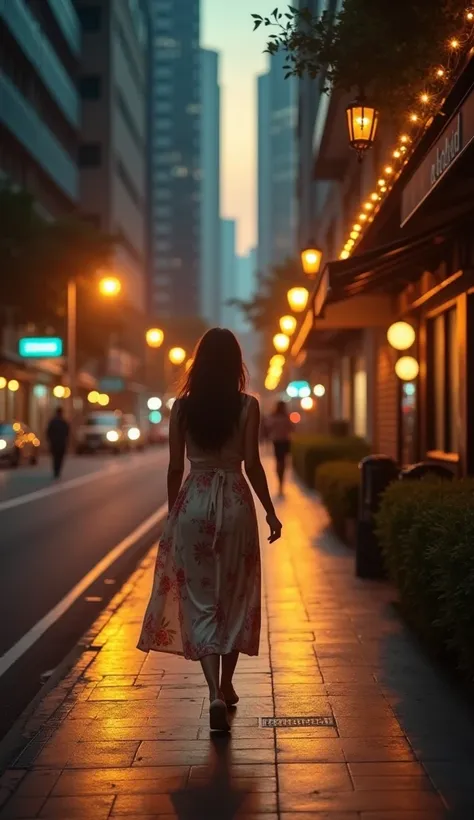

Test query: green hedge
[315,460,360,538]
[292,434,370,488]
[376,479,474,678]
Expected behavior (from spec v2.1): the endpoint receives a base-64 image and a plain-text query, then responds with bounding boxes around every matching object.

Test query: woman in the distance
[138,328,282,732]
[267,400,293,496]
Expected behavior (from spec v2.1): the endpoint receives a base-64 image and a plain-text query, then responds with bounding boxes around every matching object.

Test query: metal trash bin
[399,462,455,481]
[356,455,399,579]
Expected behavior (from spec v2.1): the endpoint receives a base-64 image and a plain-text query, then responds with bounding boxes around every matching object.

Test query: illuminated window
[427,308,458,453]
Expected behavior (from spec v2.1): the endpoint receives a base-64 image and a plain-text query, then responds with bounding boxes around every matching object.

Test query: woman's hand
[266,511,282,543]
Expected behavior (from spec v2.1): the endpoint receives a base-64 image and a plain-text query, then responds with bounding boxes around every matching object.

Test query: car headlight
[106,430,119,442]
[0,439,7,450]
[127,427,140,441]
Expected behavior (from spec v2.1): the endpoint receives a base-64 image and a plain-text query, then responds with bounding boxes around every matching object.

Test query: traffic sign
[18,337,63,358]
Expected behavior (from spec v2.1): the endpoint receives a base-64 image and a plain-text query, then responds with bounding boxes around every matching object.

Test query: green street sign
[18,337,63,358]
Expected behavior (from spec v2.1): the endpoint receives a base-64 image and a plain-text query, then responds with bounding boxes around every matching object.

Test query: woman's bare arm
[167,401,185,513]
[244,397,275,517]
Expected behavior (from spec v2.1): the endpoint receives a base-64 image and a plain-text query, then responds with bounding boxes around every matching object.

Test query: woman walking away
[267,400,293,496]
[138,328,282,732]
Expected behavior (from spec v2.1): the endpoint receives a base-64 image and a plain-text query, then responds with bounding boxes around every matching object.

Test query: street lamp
[99,276,122,297]
[146,327,164,348]
[279,315,297,335]
[395,356,419,381]
[301,242,322,278]
[287,287,309,313]
[346,96,379,161]
[273,333,290,353]
[169,347,186,365]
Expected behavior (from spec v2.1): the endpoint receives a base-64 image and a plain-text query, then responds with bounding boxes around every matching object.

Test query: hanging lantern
[301,242,322,278]
[346,97,379,161]
[387,321,416,351]
[395,356,419,381]
[287,287,309,313]
[279,315,297,335]
[273,333,290,353]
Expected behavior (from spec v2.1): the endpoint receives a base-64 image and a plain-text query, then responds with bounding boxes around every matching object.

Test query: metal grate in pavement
[260,716,336,728]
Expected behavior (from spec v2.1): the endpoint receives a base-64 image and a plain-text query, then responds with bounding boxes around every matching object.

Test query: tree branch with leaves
[253,1,469,113]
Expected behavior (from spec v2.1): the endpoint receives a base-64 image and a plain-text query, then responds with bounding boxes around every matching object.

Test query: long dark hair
[178,328,248,451]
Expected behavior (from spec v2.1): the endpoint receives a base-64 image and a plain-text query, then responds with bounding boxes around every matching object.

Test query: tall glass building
[149,0,201,318]
[0,0,81,216]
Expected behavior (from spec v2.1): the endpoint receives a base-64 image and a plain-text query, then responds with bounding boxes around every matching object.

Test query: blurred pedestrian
[138,328,282,732]
[46,407,70,480]
[267,400,293,496]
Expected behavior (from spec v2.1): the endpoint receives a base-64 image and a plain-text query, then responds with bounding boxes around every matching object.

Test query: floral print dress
[138,394,261,660]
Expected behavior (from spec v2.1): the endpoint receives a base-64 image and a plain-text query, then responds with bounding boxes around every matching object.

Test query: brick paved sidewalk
[2,465,474,819]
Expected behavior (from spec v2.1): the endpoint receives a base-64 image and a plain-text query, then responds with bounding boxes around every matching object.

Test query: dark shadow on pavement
[171,732,250,820]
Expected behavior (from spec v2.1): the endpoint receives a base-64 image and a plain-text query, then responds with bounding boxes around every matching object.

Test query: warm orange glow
[450,38,460,49]
[185,358,194,372]
[301,396,314,410]
[7,379,19,392]
[264,375,279,391]
[273,333,290,353]
[279,315,297,335]
[287,287,309,313]
[467,10,474,21]
[340,250,350,260]
[350,231,359,240]
[370,192,379,202]
[289,411,300,423]
[346,100,379,156]
[384,165,394,175]
[53,385,66,399]
[99,276,121,297]
[88,391,100,404]
[146,328,164,349]
[393,149,401,158]
[400,135,409,144]
[353,223,362,231]
[387,321,416,351]
[359,213,368,222]
[364,202,374,211]
[301,245,322,277]
[436,67,445,78]
[395,356,419,381]
[270,354,285,367]
[0,377,7,389]
[420,93,430,104]
[98,393,110,406]
[410,113,419,123]
[169,347,186,365]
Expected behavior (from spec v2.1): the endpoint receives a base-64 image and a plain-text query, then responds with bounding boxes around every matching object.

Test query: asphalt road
[0,448,169,742]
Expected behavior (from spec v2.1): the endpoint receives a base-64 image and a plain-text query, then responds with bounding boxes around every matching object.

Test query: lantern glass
[273,333,290,353]
[387,321,416,351]
[395,356,419,381]
[301,245,322,277]
[346,100,379,157]
[287,287,309,313]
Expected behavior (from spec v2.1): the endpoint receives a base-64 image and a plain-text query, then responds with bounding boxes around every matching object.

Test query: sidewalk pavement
[2,464,474,819]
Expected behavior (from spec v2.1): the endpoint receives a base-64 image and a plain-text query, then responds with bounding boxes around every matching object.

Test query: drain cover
[261,716,336,728]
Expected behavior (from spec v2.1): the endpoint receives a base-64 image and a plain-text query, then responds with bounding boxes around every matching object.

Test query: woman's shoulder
[242,392,259,409]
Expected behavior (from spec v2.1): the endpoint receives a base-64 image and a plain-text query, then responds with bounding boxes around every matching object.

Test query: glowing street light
[146,327,164,349]
[395,356,419,381]
[279,315,297,335]
[169,347,186,365]
[88,390,100,404]
[287,287,309,313]
[147,396,162,411]
[301,396,314,410]
[270,354,285,368]
[0,377,7,389]
[273,333,290,353]
[7,379,19,392]
[313,384,326,397]
[98,393,110,406]
[99,276,122,297]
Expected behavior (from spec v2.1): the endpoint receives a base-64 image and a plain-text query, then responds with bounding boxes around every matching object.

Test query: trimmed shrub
[292,434,370,488]
[376,479,474,678]
[315,460,360,539]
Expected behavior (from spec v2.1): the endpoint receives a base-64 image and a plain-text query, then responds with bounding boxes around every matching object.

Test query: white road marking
[0,452,164,513]
[0,503,167,678]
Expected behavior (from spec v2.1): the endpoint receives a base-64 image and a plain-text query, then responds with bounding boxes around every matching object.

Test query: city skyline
[202,0,279,255]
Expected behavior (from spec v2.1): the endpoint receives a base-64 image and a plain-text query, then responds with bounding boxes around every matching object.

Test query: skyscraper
[220,218,237,329]
[1,0,81,216]
[75,0,148,309]
[149,0,201,318]
[200,48,221,325]
[257,52,298,274]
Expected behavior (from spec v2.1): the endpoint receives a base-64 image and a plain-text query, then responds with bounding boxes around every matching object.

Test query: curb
[0,540,160,776]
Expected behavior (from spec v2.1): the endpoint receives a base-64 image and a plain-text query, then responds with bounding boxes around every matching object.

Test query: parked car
[76,411,126,455]
[0,421,40,467]
[122,414,144,451]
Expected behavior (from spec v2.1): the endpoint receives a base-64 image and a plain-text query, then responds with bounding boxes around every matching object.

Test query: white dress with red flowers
[137,394,261,660]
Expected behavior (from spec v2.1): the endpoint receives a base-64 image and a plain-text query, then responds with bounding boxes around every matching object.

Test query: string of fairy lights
[339,8,474,262]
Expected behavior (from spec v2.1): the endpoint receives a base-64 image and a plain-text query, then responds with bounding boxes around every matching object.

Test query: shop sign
[18,337,63,358]
[401,88,474,225]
